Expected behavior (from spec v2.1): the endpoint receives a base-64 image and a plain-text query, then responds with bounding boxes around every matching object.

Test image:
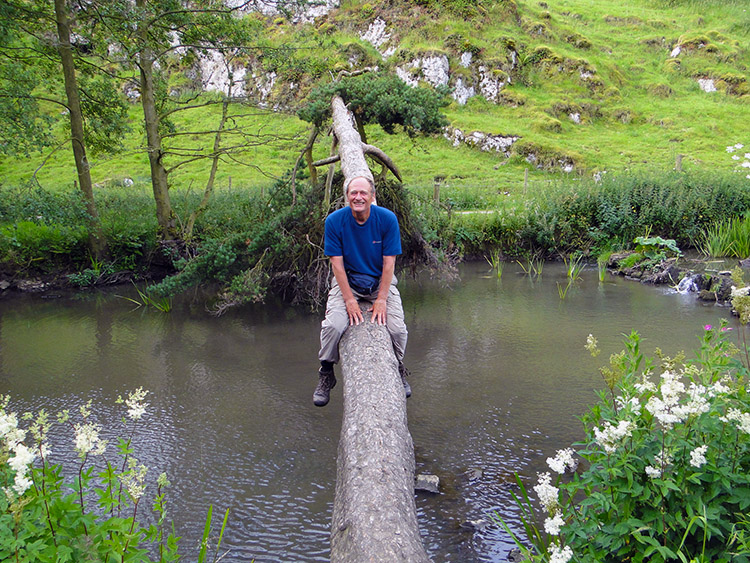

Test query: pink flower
[721,327,732,332]
[704,325,712,331]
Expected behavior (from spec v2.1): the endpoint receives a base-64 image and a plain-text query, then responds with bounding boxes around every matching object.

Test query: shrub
[502,326,750,562]
[1,390,186,562]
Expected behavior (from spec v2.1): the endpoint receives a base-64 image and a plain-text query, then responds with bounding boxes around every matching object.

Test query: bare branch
[312,154,340,167]
[362,143,402,182]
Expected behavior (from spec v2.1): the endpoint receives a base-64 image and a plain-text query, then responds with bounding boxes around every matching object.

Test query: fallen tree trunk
[326,94,429,562]
[331,307,430,563]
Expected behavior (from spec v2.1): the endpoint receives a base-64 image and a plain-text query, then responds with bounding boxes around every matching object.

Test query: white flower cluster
[534,472,559,513]
[549,543,574,563]
[117,387,150,421]
[726,143,750,179]
[1,406,36,498]
[74,421,107,458]
[544,512,566,536]
[119,457,148,502]
[616,395,642,416]
[125,387,149,421]
[645,371,709,429]
[721,408,750,434]
[534,471,574,560]
[547,448,577,475]
[690,445,708,468]
[593,420,634,454]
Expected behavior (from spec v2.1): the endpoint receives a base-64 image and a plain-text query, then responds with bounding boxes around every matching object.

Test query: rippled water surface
[0,262,734,561]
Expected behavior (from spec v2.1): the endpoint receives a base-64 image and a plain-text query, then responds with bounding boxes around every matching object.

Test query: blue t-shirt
[324,205,402,279]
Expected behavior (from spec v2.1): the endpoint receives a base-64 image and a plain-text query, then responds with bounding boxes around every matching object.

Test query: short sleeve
[381,210,402,256]
[324,213,343,257]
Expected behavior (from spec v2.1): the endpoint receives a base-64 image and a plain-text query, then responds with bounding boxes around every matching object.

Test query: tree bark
[330,96,374,198]
[136,0,176,240]
[53,0,106,259]
[332,309,430,563]
[328,97,429,562]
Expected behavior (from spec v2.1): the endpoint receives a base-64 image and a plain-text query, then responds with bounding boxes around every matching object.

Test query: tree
[296,71,450,208]
[91,0,284,242]
[0,0,129,259]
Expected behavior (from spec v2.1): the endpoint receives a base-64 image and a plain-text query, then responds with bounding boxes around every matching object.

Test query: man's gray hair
[344,176,376,195]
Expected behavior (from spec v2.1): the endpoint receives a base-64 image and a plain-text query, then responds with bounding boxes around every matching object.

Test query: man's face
[347,178,375,215]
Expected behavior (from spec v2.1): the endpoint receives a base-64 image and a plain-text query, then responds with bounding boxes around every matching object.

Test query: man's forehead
[349,178,372,190]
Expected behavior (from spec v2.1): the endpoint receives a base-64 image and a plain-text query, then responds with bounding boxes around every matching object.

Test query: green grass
[0,0,748,201]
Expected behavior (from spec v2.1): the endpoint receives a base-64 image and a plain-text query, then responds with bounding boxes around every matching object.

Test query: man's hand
[369,297,387,326]
[345,296,364,326]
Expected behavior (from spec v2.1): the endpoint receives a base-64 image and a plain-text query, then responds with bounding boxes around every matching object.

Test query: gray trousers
[318,276,408,365]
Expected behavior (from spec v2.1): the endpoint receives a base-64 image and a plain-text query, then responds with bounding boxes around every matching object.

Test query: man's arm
[330,255,365,326]
[369,255,395,326]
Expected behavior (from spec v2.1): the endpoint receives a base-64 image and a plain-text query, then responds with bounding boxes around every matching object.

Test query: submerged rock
[415,473,440,493]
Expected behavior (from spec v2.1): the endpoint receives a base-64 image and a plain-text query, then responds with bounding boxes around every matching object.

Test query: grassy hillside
[0,0,748,200]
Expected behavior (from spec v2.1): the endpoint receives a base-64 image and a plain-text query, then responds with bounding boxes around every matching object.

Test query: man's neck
[352,208,370,225]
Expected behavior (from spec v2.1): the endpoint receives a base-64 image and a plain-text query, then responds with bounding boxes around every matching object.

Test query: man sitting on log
[313,176,411,407]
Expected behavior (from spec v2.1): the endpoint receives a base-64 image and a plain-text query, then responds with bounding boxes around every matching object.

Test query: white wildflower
[0,411,19,437]
[736,143,745,149]
[727,145,736,153]
[585,334,600,357]
[119,458,148,502]
[690,445,708,468]
[634,375,657,394]
[741,161,750,168]
[645,370,688,429]
[74,422,105,457]
[731,286,750,298]
[12,474,33,495]
[544,513,566,536]
[745,153,750,159]
[533,472,559,513]
[121,388,149,421]
[593,419,634,453]
[549,544,574,563]
[8,443,35,473]
[645,465,661,478]
[710,379,731,396]
[547,448,577,474]
[723,408,750,434]
[733,155,741,160]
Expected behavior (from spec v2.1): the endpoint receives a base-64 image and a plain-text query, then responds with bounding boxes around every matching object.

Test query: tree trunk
[136,0,176,240]
[332,310,430,563]
[328,99,429,562]
[53,0,106,259]
[330,96,374,198]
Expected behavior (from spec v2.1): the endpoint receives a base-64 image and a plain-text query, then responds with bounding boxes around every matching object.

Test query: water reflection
[0,262,734,562]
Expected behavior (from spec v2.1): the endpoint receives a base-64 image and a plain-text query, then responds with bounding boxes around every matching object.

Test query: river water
[0,262,735,562]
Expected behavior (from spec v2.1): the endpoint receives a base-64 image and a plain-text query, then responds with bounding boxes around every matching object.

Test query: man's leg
[385,282,411,397]
[315,283,348,406]
[385,282,408,363]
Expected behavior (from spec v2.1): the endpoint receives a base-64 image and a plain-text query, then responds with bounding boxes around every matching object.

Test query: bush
[503,326,750,562]
[0,390,183,562]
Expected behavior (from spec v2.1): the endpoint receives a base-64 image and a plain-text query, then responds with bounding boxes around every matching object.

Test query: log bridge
[331,305,430,563]
[311,93,430,562]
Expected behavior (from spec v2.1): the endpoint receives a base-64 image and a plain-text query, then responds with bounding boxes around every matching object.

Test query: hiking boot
[313,367,336,407]
[398,362,412,399]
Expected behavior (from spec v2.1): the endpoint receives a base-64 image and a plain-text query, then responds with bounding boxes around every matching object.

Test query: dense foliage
[298,72,451,137]
[504,325,750,562]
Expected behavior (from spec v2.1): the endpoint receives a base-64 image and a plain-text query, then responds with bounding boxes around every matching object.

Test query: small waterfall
[676,274,700,294]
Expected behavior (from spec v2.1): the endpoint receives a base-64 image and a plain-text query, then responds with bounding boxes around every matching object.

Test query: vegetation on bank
[0,389,230,562]
[0,167,748,309]
[501,318,750,562]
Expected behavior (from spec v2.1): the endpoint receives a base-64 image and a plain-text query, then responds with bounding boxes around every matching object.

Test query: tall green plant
[500,326,750,562]
[0,390,228,562]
